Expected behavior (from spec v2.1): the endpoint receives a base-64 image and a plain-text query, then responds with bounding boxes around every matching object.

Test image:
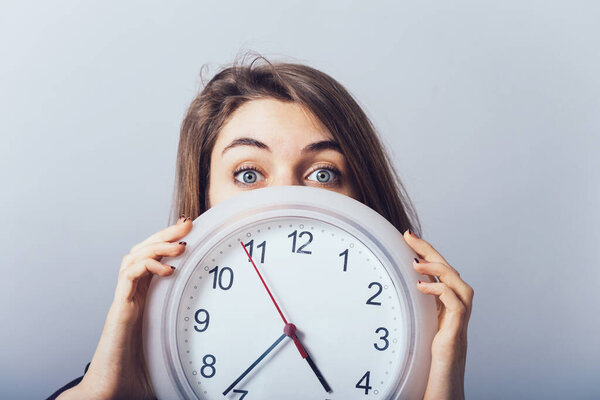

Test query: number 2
[366,282,383,305]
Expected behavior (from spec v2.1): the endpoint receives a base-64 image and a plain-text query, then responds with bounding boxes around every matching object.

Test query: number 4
[355,371,372,394]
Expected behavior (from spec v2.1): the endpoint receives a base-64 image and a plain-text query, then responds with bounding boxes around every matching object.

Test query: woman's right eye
[233,168,265,185]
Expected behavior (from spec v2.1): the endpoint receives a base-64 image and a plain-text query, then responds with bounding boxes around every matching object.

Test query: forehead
[214,98,333,150]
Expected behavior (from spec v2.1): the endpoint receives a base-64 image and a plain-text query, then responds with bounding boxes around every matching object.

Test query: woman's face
[208,98,359,208]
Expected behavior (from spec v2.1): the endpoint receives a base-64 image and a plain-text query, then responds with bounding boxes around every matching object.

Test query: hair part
[170,52,422,236]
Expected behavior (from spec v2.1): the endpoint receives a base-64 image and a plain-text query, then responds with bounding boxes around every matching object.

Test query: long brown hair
[170,53,422,236]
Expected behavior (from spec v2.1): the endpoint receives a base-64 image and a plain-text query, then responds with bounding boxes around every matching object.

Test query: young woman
[51,55,474,400]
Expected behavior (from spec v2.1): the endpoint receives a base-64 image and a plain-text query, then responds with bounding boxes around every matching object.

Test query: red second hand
[240,241,308,358]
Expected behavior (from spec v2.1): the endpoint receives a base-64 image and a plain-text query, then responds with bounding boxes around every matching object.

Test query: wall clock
[144,185,437,399]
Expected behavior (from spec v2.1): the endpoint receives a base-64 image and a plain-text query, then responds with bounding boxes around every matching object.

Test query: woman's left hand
[403,229,474,400]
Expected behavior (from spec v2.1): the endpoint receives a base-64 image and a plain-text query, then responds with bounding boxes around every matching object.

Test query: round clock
[143,185,437,400]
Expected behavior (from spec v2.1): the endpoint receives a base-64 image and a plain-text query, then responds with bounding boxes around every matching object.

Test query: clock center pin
[284,323,297,337]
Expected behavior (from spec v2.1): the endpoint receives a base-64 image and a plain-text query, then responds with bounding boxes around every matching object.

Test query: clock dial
[174,216,410,399]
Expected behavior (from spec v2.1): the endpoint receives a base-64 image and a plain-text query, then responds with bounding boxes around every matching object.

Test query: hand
[403,229,474,400]
[57,216,194,400]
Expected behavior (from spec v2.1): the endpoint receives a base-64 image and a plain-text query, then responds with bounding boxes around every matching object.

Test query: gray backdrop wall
[1,0,598,399]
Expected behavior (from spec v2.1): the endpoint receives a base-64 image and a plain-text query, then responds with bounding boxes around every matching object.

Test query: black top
[45,362,90,400]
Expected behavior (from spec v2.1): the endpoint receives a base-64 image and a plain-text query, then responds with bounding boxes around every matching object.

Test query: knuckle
[446,264,460,277]
[152,244,168,259]
[125,269,139,282]
[161,243,178,256]
[130,240,148,254]
[121,253,134,267]
[448,301,466,316]
[150,247,160,259]
[425,242,439,254]
[466,285,474,298]
[118,266,133,281]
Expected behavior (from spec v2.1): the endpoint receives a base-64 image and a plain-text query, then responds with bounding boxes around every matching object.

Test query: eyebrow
[221,137,343,155]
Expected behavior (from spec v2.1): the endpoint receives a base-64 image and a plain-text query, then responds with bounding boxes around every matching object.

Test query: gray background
[1,0,598,398]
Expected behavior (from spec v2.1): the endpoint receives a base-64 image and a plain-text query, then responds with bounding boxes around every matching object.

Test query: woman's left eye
[307,168,339,184]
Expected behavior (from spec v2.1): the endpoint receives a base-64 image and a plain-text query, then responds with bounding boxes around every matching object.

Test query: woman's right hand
[57,216,194,400]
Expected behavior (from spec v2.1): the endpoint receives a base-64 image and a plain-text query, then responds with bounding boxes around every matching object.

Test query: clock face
[171,215,411,399]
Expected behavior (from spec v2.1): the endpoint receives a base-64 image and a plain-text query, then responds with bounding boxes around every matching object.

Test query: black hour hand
[223,333,288,396]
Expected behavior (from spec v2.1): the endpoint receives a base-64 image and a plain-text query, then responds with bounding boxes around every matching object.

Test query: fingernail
[414,257,419,263]
[179,241,187,245]
[183,217,191,222]
[170,265,176,270]
[179,214,185,220]
[418,280,422,284]
[409,229,412,235]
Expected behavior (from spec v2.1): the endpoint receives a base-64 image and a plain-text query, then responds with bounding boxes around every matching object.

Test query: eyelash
[232,164,342,186]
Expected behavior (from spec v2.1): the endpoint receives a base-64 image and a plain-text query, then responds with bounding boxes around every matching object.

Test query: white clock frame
[143,185,437,399]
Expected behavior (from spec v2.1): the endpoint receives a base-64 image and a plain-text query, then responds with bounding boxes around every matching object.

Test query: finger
[116,258,175,302]
[417,281,467,334]
[121,241,187,270]
[413,259,474,308]
[423,272,441,311]
[130,216,193,254]
[402,230,450,266]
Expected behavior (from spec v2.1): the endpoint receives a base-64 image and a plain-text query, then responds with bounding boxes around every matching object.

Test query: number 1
[339,248,348,271]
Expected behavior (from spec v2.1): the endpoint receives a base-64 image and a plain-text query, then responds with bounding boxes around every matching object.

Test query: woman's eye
[234,168,265,185]
[307,168,338,184]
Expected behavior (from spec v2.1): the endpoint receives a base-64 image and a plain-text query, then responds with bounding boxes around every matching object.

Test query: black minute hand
[223,333,288,396]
